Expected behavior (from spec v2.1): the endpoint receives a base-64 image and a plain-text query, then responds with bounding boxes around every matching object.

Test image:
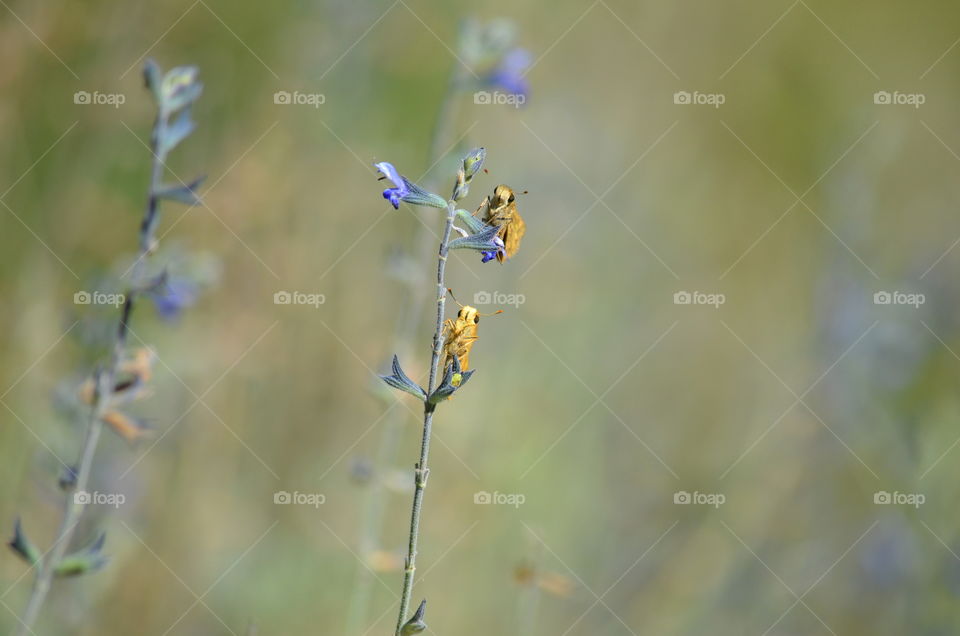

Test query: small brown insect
[513,561,575,598]
[78,347,155,405]
[366,549,404,573]
[100,410,151,445]
[77,348,156,444]
[441,291,501,376]
[476,184,526,263]
[441,305,481,374]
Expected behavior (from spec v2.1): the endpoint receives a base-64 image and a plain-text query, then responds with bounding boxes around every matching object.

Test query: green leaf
[448,224,501,252]
[8,518,40,566]
[55,532,108,577]
[400,600,427,635]
[402,180,447,209]
[455,208,488,234]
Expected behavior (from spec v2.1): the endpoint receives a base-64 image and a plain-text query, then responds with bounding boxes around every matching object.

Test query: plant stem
[347,66,467,635]
[394,201,456,635]
[13,115,166,636]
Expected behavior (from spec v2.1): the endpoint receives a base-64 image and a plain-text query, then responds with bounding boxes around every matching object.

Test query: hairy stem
[394,201,456,635]
[13,114,166,636]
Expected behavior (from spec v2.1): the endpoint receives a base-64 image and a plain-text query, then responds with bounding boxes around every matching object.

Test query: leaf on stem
[400,599,427,635]
[428,352,475,404]
[155,175,206,206]
[448,224,503,254]
[380,355,427,401]
[8,518,41,567]
[54,532,108,577]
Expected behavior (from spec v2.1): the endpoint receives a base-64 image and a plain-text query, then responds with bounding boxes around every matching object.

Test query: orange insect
[77,347,155,444]
[475,185,526,263]
[441,291,501,377]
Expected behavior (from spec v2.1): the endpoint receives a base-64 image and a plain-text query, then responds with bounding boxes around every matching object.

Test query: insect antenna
[446,288,504,316]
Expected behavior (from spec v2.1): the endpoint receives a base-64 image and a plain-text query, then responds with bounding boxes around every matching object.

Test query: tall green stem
[346,66,467,635]
[394,201,456,635]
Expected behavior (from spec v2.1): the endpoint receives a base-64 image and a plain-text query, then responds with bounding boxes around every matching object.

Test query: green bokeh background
[2,1,960,634]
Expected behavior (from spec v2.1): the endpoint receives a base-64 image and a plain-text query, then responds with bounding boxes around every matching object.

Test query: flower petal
[374,162,403,187]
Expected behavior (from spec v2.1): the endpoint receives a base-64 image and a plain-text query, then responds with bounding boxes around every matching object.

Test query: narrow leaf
[400,599,427,635]
[143,59,162,102]
[55,532,108,577]
[448,224,502,252]
[455,208,489,234]
[155,175,206,206]
[159,108,196,155]
[379,355,427,401]
[8,518,41,566]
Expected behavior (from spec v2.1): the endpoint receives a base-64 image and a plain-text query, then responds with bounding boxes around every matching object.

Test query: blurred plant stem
[345,66,466,635]
[395,198,456,635]
[13,109,167,636]
[515,543,545,636]
[516,582,541,636]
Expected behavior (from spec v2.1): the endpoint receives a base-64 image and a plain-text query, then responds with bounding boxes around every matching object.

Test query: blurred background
[1,1,960,634]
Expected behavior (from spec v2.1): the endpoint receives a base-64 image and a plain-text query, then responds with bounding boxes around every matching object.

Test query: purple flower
[480,237,505,263]
[150,278,198,321]
[373,162,447,209]
[374,162,409,209]
[487,48,531,97]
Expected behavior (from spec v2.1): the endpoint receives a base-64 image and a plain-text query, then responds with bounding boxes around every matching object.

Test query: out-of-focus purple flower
[487,48,531,97]
[375,162,410,209]
[150,277,198,321]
